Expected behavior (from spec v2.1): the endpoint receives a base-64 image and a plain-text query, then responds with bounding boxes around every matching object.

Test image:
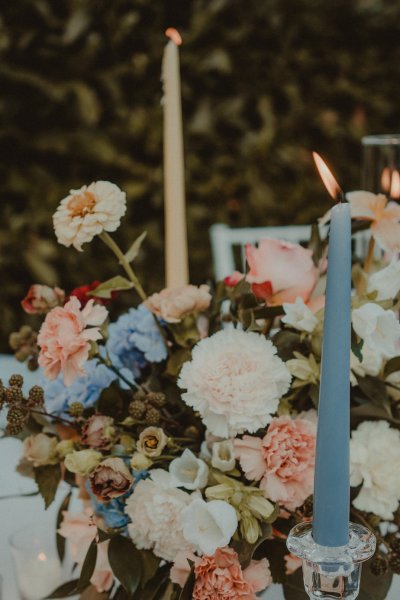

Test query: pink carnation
[144,284,212,323]
[245,239,318,305]
[235,415,316,510]
[21,284,65,315]
[37,296,108,385]
[192,547,271,599]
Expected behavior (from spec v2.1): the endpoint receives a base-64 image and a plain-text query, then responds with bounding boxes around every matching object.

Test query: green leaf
[78,539,98,588]
[351,402,400,426]
[272,330,303,361]
[124,231,147,263]
[97,527,115,543]
[351,327,364,362]
[140,550,161,587]
[108,535,142,596]
[356,375,391,415]
[165,348,192,378]
[309,222,325,267]
[178,566,195,600]
[56,490,72,562]
[34,463,61,509]
[45,579,85,598]
[88,276,134,299]
[233,523,272,568]
[170,315,200,348]
[384,356,400,377]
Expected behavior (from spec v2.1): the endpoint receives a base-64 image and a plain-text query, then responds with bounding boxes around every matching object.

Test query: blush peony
[53,181,127,251]
[125,469,195,562]
[145,284,212,323]
[350,421,400,519]
[37,296,108,386]
[192,546,272,599]
[245,239,319,305]
[235,414,316,510]
[178,329,291,437]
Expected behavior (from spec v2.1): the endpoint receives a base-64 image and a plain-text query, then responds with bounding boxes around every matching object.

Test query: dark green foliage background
[1,0,400,348]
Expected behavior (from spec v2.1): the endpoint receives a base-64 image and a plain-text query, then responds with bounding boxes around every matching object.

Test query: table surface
[1,354,398,600]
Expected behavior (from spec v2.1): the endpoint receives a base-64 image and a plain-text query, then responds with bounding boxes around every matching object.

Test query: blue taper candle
[312,154,352,547]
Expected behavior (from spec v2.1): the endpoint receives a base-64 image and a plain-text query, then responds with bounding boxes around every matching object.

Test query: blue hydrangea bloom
[43,359,117,417]
[106,304,167,377]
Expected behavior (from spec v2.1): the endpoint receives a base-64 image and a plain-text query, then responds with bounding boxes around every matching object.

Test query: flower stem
[363,236,376,275]
[96,353,142,391]
[99,232,147,301]
[30,409,76,428]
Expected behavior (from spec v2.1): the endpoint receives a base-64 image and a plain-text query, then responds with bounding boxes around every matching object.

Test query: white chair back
[209,223,373,281]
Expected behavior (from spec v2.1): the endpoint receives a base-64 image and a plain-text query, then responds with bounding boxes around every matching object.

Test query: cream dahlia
[178,329,291,437]
[53,181,127,251]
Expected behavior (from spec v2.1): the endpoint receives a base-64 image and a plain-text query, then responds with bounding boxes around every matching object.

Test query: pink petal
[372,220,400,252]
[234,436,265,481]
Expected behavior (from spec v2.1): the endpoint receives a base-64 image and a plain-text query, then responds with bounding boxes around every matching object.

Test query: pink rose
[192,547,271,599]
[81,415,115,450]
[144,284,212,323]
[37,296,108,386]
[89,457,134,502]
[21,285,65,315]
[58,509,113,593]
[245,239,319,305]
[235,415,316,510]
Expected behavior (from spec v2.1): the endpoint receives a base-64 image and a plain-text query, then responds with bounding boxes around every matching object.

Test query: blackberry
[6,422,24,435]
[370,555,389,576]
[390,538,400,555]
[9,374,24,388]
[302,496,314,517]
[129,400,146,419]
[28,385,45,407]
[69,402,84,417]
[145,406,161,425]
[146,392,166,407]
[389,554,400,575]
[133,389,146,402]
[7,405,28,427]
[5,386,23,404]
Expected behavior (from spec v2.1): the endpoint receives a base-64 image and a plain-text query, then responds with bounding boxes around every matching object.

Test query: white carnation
[367,259,400,300]
[169,449,209,490]
[282,297,318,333]
[350,421,400,519]
[125,469,194,561]
[182,497,238,555]
[352,303,400,359]
[53,181,126,251]
[178,329,291,437]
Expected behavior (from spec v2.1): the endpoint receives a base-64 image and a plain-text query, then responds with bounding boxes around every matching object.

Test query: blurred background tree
[1,0,399,349]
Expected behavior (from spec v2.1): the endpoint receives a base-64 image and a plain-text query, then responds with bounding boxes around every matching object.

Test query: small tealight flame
[165,28,182,46]
[312,152,343,201]
[390,169,400,199]
[38,552,47,562]
[381,167,391,193]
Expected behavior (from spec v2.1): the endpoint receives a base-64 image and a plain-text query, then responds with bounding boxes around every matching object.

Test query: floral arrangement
[2,183,400,599]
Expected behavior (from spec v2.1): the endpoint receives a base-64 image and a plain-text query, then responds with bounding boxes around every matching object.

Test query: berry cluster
[128,390,166,425]
[8,326,39,371]
[0,375,45,435]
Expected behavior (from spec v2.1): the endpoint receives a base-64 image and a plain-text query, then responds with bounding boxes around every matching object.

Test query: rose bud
[137,427,169,458]
[21,285,65,315]
[81,415,116,450]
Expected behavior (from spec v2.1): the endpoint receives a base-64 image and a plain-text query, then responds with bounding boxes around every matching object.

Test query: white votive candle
[18,553,63,600]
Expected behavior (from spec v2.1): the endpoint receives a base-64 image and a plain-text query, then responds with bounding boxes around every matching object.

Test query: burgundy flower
[68,281,117,307]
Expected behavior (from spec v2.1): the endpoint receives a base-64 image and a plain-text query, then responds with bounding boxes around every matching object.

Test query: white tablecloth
[1,355,398,599]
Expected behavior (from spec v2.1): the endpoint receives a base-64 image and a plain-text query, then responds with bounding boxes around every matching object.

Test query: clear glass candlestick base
[287,522,376,600]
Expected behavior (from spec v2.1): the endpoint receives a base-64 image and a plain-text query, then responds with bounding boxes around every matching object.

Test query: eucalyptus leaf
[108,535,142,596]
[124,231,147,263]
[34,463,61,509]
[88,276,134,299]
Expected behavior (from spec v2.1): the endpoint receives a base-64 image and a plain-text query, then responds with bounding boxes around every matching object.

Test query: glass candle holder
[287,521,376,600]
[10,524,63,600]
[362,134,400,199]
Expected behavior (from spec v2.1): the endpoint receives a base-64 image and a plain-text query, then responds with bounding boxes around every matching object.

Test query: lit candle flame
[312,152,343,201]
[38,552,47,562]
[390,169,400,199]
[381,167,391,193]
[165,28,182,46]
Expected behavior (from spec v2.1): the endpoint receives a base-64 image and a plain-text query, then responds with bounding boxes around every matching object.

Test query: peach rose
[37,296,108,386]
[144,285,212,323]
[21,284,65,315]
[192,547,271,599]
[235,415,316,510]
[245,239,319,305]
[89,457,134,502]
[23,433,59,467]
[81,415,116,450]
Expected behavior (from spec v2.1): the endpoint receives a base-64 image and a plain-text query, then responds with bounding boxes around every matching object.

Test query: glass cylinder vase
[361,134,400,199]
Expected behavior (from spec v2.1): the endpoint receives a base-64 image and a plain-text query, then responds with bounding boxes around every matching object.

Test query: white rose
[56,439,75,458]
[282,297,318,333]
[182,498,238,555]
[352,303,400,358]
[64,449,102,476]
[169,449,209,490]
[350,346,384,386]
[367,259,400,300]
[350,421,400,519]
[130,452,153,471]
[211,440,236,472]
[23,433,58,467]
